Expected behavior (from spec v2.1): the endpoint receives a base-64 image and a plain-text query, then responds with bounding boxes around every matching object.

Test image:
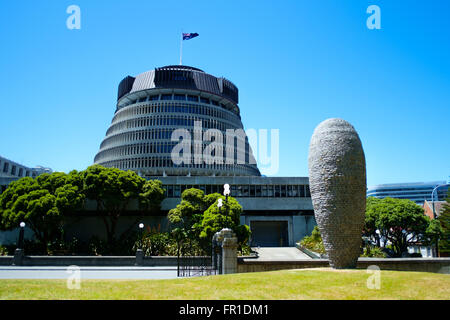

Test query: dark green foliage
[364,197,432,257]
[0,165,165,255]
[0,171,85,253]
[361,246,387,258]
[439,191,450,254]
[79,165,165,252]
[168,188,250,253]
[300,226,325,254]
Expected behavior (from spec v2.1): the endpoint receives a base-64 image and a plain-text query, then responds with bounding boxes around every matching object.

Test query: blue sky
[0,0,449,187]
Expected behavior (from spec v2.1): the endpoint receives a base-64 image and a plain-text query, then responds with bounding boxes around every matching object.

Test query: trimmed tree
[0,171,84,252]
[80,165,164,251]
[366,197,431,257]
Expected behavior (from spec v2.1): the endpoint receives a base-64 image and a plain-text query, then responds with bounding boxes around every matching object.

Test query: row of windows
[113,102,240,126]
[120,94,238,115]
[100,127,248,151]
[163,184,311,198]
[106,116,240,136]
[369,191,448,197]
[99,158,259,174]
[95,141,252,164]
[1,161,36,178]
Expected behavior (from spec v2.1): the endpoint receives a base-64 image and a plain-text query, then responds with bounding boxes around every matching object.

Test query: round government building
[92,65,315,247]
[94,65,260,177]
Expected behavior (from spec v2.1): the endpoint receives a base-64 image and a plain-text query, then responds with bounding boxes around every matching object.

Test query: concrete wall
[237,258,450,274]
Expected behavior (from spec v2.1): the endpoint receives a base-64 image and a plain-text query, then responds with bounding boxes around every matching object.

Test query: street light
[223,184,231,228]
[138,223,144,250]
[18,222,26,250]
[430,183,449,257]
[431,184,449,219]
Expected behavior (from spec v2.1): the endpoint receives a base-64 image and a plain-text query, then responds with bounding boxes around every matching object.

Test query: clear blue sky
[0,0,449,187]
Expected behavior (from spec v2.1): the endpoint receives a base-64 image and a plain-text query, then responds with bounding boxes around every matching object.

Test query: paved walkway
[0,266,178,280]
[252,247,312,260]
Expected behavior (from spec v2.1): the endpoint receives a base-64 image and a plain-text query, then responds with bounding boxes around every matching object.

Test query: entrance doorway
[250,221,288,247]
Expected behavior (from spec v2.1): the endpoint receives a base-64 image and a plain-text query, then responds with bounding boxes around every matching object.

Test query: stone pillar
[13,248,24,266]
[135,249,144,266]
[219,228,238,274]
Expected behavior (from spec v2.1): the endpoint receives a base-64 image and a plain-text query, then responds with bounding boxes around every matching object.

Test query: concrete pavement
[0,266,178,279]
[252,247,312,261]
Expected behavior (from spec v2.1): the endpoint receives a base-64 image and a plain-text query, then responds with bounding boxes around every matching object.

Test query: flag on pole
[182,33,199,40]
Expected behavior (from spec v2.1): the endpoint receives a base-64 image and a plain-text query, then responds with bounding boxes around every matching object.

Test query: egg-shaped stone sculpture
[308,118,366,268]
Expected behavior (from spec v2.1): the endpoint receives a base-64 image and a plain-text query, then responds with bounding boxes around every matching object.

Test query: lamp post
[430,184,449,257]
[18,222,26,250]
[138,223,144,249]
[135,223,145,266]
[13,222,26,266]
[223,184,231,228]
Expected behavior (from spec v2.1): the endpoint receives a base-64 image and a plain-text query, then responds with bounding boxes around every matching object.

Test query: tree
[438,191,450,255]
[168,189,251,254]
[365,197,431,257]
[168,188,208,255]
[199,195,250,249]
[140,179,165,212]
[80,165,164,251]
[0,171,84,252]
[363,197,382,246]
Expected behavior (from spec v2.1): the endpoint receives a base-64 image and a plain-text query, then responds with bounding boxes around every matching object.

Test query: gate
[177,239,222,277]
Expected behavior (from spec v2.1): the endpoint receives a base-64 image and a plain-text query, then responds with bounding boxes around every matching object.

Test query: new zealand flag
[182,33,199,40]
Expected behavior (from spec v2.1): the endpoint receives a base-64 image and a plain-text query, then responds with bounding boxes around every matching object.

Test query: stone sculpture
[308,118,366,268]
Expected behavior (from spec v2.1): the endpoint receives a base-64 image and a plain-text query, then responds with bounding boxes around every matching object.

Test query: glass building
[367,181,449,204]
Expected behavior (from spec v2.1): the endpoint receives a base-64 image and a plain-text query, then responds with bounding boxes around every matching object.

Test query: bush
[409,252,422,258]
[134,231,171,256]
[0,245,9,256]
[361,246,387,258]
[300,226,325,254]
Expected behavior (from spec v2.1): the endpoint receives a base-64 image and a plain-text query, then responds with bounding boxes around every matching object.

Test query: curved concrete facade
[94,65,260,177]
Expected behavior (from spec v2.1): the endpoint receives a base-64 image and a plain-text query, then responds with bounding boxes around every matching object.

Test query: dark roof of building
[117,65,239,105]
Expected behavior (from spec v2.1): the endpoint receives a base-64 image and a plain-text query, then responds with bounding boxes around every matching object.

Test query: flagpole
[179,33,183,65]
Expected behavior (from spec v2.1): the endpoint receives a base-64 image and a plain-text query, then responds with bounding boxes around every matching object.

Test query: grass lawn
[0,268,449,300]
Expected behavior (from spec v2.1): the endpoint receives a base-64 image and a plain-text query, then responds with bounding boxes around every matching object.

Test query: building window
[149,95,159,101]
[187,95,198,102]
[255,185,262,197]
[18,168,23,177]
[3,162,9,173]
[305,185,311,197]
[174,94,186,101]
[174,185,181,197]
[200,97,210,104]
[249,185,256,197]
[274,185,280,197]
[261,185,268,197]
[161,94,172,101]
[281,185,286,197]
[138,97,147,103]
[167,185,174,197]
[242,185,249,197]
[267,185,274,197]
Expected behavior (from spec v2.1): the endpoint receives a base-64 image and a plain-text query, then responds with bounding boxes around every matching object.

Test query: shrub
[300,226,325,254]
[361,246,387,258]
[409,252,422,258]
[0,245,9,256]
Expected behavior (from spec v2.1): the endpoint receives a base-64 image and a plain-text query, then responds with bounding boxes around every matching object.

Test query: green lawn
[0,268,449,300]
